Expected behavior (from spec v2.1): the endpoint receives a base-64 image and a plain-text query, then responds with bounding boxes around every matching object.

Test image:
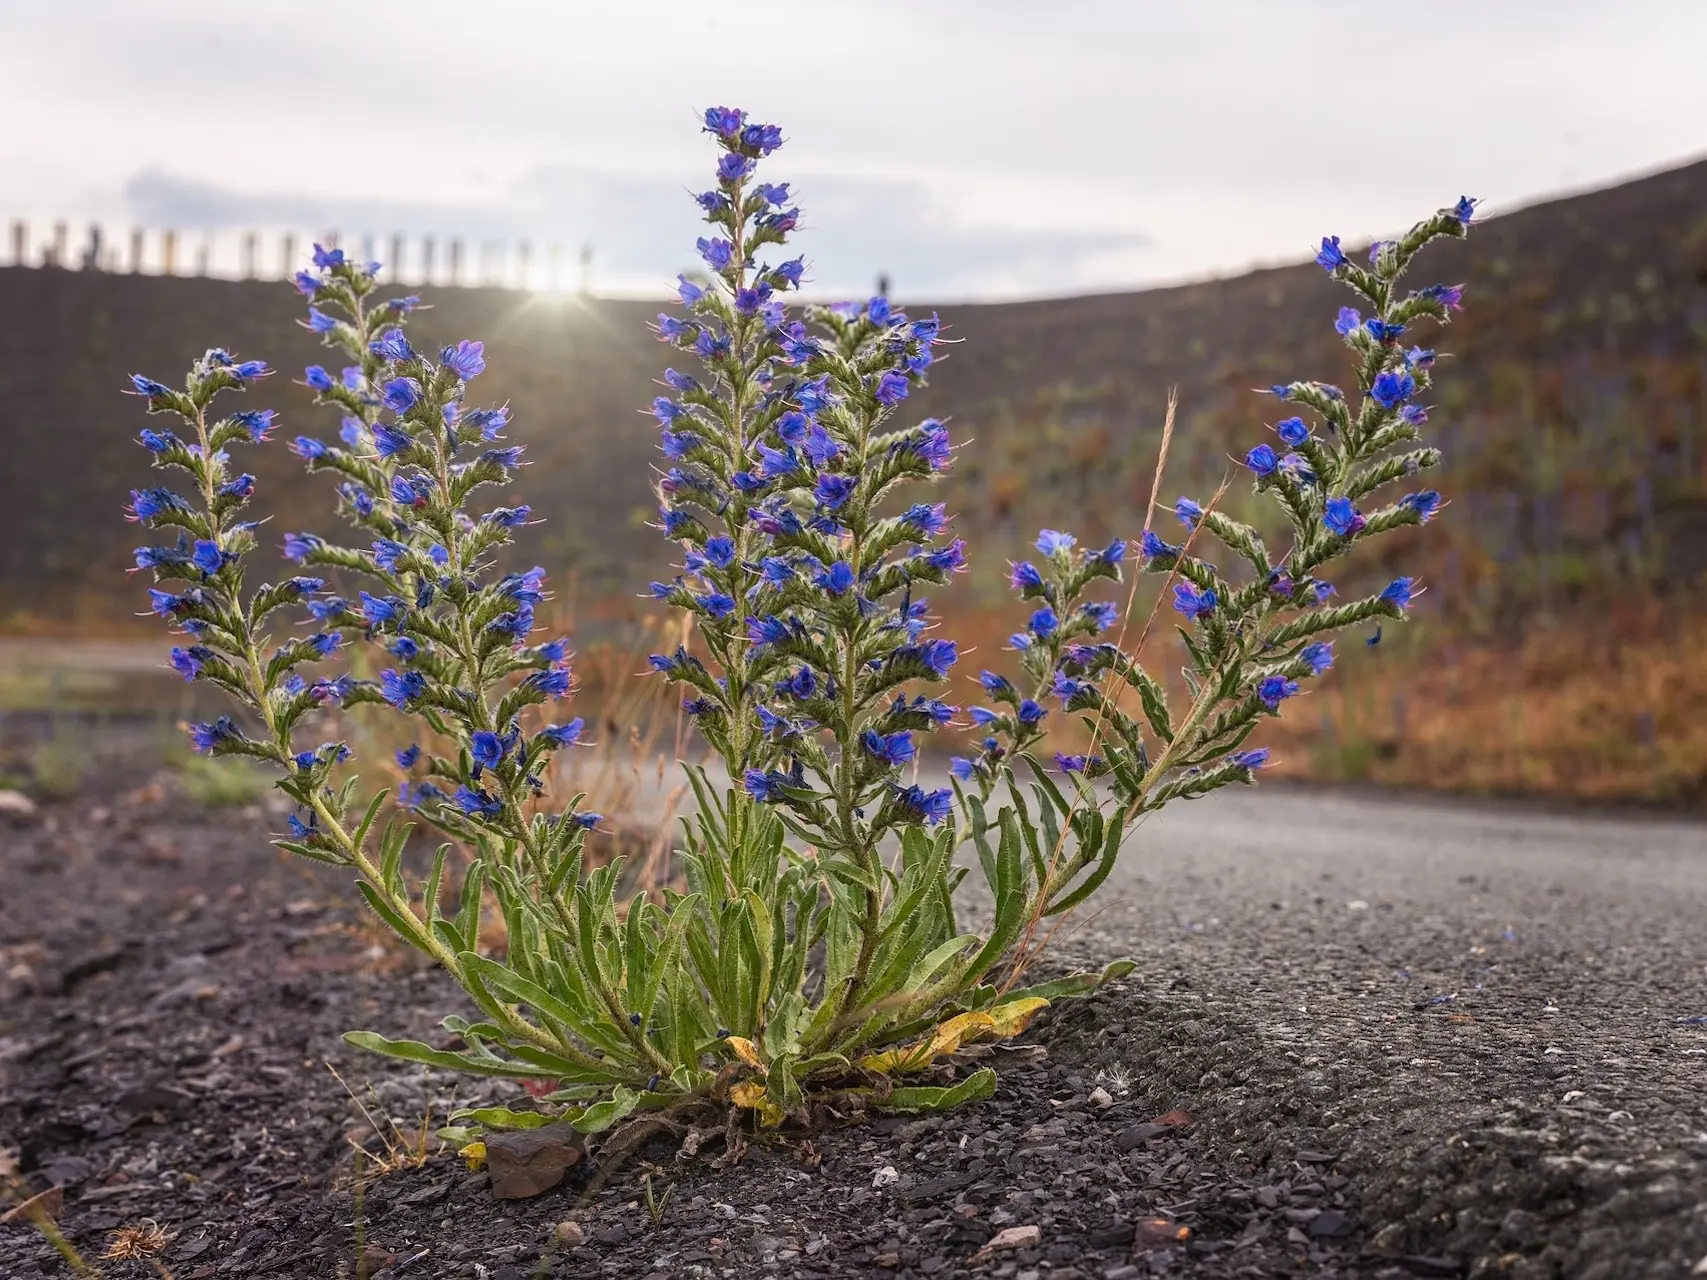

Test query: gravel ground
[0,779,1703,1279]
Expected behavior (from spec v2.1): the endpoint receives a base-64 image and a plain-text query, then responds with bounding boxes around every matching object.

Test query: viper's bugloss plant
[127,111,1474,1140]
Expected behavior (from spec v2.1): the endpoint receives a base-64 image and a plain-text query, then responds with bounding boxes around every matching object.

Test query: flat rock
[484,1123,585,1200]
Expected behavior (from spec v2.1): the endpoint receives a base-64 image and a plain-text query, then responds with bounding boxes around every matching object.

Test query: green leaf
[1005,958,1137,1003]
[572,1084,642,1134]
[875,1067,998,1113]
[343,1030,544,1079]
[449,1106,554,1130]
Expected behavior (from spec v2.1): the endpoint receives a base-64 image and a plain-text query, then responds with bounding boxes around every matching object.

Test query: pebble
[553,1220,585,1247]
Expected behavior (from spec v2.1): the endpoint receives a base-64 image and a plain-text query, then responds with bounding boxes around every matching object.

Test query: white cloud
[2,0,1703,298]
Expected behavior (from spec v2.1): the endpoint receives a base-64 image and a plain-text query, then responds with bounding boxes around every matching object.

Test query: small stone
[1104,1268,1141,1280]
[873,1252,900,1268]
[1369,1223,1406,1255]
[1310,1209,1353,1238]
[871,1165,900,1188]
[1253,1186,1280,1209]
[1115,1123,1168,1151]
[554,1221,585,1247]
[0,790,39,822]
[1087,1086,1113,1110]
[1691,1256,1707,1278]
[594,1222,627,1245]
[1287,1227,1309,1245]
[485,1123,585,1200]
[978,1224,1043,1257]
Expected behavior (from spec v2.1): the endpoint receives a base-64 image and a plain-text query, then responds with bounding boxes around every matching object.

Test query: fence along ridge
[5,219,596,293]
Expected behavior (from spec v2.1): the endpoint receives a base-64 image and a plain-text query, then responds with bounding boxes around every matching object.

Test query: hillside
[1,159,1705,800]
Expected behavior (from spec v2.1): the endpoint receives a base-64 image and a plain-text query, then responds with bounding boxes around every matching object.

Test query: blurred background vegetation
[2,158,1703,806]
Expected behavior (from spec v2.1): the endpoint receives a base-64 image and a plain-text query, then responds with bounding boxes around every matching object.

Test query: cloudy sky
[4,0,1704,300]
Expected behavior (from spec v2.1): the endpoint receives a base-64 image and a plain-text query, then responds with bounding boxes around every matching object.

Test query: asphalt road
[1048,783,1707,1277]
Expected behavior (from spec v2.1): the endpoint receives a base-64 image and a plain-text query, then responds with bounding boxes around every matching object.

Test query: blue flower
[1017,699,1046,725]
[1033,529,1074,556]
[382,377,421,413]
[398,782,447,810]
[1420,282,1465,310]
[168,646,205,681]
[1315,236,1346,270]
[525,667,573,699]
[875,371,910,406]
[396,744,422,769]
[1365,318,1406,342]
[916,639,958,676]
[779,667,817,699]
[370,328,414,362]
[718,152,754,181]
[304,365,335,392]
[980,670,1013,696]
[311,243,345,269]
[293,270,320,295]
[695,591,737,619]
[1082,601,1118,632]
[1334,306,1361,336]
[925,540,967,573]
[1174,497,1202,527]
[696,238,733,270]
[1245,443,1278,477]
[306,307,338,334]
[466,407,509,439]
[573,812,603,830]
[1054,754,1101,775]
[894,784,952,826]
[441,340,486,380]
[861,729,916,766]
[191,539,226,575]
[1448,196,1477,224]
[816,561,856,595]
[740,122,785,154]
[746,615,792,648]
[1276,417,1310,447]
[379,668,427,708]
[703,105,745,137]
[1172,583,1217,619]
[360,591,406,626]
[542,719,586,746]
[130,374,172,397]
[1400,490,1443,522]
[949,757,976,781]
[454,785,503,817]
[306,631,342,657]
[1301,642,1335,675]
[1029,606,1058,638]
[1008,561,1044,592]
[370,423,411,458]
[290,436,328,461]
[470,730,507,772]
[1380,577,1417,610]
[387,295,421,313]
[1257,675,1299,709]
[743,768,791,804]
[1323,497,1363,537]
[187,716,241,753]
[1230,749,1270,770]
[815,474,855,509]
[1141,530,1180,559]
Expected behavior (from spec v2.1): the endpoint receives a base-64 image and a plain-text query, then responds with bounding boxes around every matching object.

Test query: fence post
[242,232,257,279]
[360,232,375,266]
[281,233,296,278]
[517,239,531,290]
[82,224,103,270]
[194,234,211,277]
[579,244,592,295]
[389,233,404,282]
[10,219,25,267]
[449,238,463,286]
[51,221,68,268]
[130,228,143,273]
[548,242,563,291]
[421,235,436,285]
[162,230,178,276]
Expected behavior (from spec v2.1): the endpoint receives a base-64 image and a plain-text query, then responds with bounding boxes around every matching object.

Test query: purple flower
[795,377,835,414]
[306,307,338,334]
[1172,583,1217,619]
[190,539,226,575]
[703,105,745,138]
[1245,443,1278,477]
[1017,699,1046,725]
[1420,282,1465,311]
[1174,497,1202,527]
[396,744,421,769]
[470,730,507,772]
[1029,606,1058,638]
[1054,754,1101,775]
[1334,306,1361,336]
[1082,601,1118,632]
[925,540,967,574]
[1381,577,1418,610]
[1230,748,1270,770]
[746,615,792,648]
[1035,529,1075,556]
[772,257,805,287]
[311,244,344,269]
[950,757,976,781]
[524,668,572,698]
[718,152,754,182]
[290,436,329,461]
[231,409,276,442]
[168,646,205,681]
[441,340,486,380]
[1276,417,1310,447]
[1258,675,1299,709]
[541,719,586,746]
[370,423,411,458]
[1366,318,1406,342]
[293,270,320,296]
[1323,497,1364,537]
[1448,196,1478,224]
[1315,236,1346,270]
[916,638,958,676]
[387,295,422,313]
[861,729,916,766]
[304,365,335,392]
[382,377,420,413]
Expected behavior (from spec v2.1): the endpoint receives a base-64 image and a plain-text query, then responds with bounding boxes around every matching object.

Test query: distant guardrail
[5,218,594,292]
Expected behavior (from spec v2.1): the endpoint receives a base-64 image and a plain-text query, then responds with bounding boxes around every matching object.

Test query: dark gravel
[1,779,1703,1279]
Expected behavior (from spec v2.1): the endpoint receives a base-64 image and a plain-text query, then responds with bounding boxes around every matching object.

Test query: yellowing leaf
[986,996,1049,1039]
[724,1036,765,1069]
[729,1081,784,1127]
[458,1141,487,1171]
[857,1011,996,1075]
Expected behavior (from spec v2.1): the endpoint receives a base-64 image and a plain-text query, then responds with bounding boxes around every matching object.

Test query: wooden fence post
[449,238,463,286]
[10,219,25,267]
[422,236,436,284]
[194,234,211,277]
[82,224,103,270]
[163,230,178,276]
[389,233,404,282]
[51,221,68,268]
[281,233,296,278]
[242,232,258,279]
